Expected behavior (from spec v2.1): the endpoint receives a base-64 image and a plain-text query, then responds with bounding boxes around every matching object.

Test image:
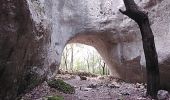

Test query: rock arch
[67,31,145,82]
[0,0,170,99]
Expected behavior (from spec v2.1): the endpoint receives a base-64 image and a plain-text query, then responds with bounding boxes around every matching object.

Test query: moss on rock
[47,96,64,100]
[47,79,75,94]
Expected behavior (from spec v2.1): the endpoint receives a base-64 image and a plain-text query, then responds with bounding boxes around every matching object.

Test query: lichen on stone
[47,79,75,94]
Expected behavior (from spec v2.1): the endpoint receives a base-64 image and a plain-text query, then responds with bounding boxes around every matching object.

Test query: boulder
[157,90,169,100]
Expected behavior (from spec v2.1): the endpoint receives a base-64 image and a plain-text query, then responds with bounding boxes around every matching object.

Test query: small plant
[47,79,75,94]
[47,96,64,100]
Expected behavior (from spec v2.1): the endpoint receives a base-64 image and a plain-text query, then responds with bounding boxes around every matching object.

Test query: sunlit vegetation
[60,43,110,75]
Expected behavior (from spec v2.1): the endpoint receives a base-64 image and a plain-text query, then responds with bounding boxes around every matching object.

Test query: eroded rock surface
[1,0,170,99]
[0,0,51,99]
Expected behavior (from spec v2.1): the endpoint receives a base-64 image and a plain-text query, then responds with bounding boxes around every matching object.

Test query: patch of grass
[47,96,64,100]
[47,79,75,94]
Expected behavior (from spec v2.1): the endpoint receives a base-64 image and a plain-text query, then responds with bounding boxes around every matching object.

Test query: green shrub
[47,79,75,94]
[47,96,64,100]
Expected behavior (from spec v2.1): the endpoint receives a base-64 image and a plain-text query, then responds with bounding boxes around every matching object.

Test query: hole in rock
[59,43,110,76]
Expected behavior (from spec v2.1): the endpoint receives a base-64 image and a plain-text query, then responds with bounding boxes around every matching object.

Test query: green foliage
[47,79,75,94]
[47,96,64,100]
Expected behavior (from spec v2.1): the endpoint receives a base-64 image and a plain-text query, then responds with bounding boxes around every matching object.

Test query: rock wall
[0,0,52,99]
[0,0,170,99]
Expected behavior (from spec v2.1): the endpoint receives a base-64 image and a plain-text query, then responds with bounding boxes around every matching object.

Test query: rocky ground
[21,74,169,100]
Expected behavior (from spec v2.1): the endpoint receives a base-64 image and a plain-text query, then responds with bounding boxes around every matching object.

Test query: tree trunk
[63,47,68,71]
[65,60,67,70]
[84,52,90,72]
[107,68,110,75]
[119,0,160,98]
[86,60,90,72]
[102,63,106,75]
[70,44,74,72]
[92,51,95,73]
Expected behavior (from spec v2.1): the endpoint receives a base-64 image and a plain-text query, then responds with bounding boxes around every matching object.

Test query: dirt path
[21,74,156,100]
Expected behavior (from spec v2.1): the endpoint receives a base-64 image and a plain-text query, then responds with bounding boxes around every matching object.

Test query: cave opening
[59,43,110,76]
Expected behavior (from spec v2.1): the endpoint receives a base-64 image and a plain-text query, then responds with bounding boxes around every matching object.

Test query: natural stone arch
[67,31,145,83]
[1,0,170,99]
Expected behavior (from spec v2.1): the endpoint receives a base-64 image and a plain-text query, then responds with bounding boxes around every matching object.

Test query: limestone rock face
[0,0,52,99]
[0,0,170,99]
